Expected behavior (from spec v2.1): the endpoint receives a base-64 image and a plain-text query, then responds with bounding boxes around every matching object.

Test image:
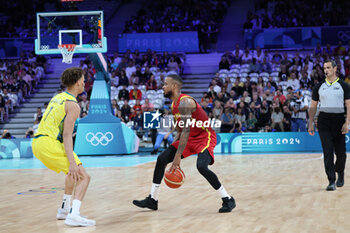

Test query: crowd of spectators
[205,42,350,133]
[123,0,231,53]
[244,0,350,29]
[0,0,80,38]
[0,0,41,38]
[0,52,47,125]
[0,51,47,139]
[123,0,229,33]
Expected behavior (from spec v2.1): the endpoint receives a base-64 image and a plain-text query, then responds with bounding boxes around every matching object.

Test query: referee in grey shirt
[308,59,350,191]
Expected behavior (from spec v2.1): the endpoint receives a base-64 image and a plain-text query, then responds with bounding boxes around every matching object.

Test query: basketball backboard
[35,11,107,55]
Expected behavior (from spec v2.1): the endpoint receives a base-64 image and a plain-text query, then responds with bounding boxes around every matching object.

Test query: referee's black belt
[319,112,345,117]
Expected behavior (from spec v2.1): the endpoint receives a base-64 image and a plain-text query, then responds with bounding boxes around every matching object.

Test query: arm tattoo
[176,98,195,156]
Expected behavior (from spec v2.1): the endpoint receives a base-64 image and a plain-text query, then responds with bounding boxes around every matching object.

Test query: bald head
[163,74,183,98]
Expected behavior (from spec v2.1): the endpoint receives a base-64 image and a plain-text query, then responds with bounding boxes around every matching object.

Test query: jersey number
[44,106,54,121]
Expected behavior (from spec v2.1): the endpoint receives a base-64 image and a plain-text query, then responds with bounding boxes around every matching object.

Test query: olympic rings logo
[85,132,114,146]
[337,31,350,41]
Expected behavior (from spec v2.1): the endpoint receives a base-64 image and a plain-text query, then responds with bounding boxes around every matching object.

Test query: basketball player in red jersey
[133,74,236,213]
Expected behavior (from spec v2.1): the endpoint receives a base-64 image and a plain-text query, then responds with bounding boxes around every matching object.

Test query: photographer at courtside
[290,91,308,132]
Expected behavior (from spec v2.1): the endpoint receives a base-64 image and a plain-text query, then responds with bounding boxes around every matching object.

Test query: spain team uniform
[32,92,81,174]
[171,94,217,164]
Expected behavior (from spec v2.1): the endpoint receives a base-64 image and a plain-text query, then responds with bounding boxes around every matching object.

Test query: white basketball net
[58,44,76,64]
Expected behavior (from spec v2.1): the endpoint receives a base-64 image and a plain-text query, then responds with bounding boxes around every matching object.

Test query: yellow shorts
[32,136,82,174]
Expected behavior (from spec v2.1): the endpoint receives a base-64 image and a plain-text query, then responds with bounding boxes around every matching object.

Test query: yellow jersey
[36,91,78,142]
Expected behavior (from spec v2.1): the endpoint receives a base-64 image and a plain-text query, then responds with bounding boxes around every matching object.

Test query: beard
[164,90,173,98]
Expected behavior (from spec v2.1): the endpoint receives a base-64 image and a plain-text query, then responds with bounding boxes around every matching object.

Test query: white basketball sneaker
[56,208,88,220]
[64,214,96,227]
[56,208,69,220]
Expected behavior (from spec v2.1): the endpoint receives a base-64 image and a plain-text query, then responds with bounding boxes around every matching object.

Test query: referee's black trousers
[318,112,347,183]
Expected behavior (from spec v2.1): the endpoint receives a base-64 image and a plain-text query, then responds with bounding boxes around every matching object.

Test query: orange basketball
[164,167,186,189]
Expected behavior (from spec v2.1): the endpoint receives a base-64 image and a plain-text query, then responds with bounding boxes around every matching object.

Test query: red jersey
[129,89,142,100]
[171,94,216,164]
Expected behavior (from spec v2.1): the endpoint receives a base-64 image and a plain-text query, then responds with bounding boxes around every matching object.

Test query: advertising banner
[118,32,199,52]
[2,132,350,159]
[214,132,350,153]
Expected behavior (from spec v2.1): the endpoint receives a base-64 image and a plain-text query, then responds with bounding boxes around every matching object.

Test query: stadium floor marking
[0,152,323,170]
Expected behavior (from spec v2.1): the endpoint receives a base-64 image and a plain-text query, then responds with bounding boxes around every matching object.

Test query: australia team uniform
[32,92,81,174]
[171,94,217,164]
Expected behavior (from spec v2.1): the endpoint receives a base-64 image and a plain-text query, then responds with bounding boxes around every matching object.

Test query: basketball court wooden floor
[1,153,349,233]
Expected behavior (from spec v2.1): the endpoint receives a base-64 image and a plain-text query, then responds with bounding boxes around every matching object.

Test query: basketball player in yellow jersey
[32,67,95,227]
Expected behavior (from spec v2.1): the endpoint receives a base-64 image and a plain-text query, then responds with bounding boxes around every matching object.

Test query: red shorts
[172,129,216,165]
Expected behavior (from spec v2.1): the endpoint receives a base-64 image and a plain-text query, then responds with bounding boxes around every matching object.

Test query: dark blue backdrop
[245,26,350,49]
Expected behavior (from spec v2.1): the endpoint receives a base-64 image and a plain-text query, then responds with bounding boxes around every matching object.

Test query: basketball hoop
[58,44,76,64]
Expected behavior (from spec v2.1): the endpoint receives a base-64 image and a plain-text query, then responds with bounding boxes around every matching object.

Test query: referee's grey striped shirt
[312,79,350,113]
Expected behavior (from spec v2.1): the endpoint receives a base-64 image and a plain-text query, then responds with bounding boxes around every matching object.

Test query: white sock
[218,185,230,198]
[150,183,160,200]
[70,199,81,216]
[61,194,72,210]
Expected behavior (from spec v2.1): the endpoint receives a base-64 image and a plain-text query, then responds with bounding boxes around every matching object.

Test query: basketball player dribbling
[32,67,95,227]
[133,74,236,213]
